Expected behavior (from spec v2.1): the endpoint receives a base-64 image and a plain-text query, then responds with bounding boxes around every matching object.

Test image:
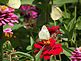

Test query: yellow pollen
[47,40,50,44]
[0,5,8,11]
[43,40,50,45]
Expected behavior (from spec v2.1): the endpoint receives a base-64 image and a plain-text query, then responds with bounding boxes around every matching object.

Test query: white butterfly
[39,25,50,40]
[50,5,62,20]
[7,0,21,9]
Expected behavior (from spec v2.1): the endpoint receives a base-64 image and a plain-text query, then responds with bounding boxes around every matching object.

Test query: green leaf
[68,18,75,32]
[76,16,81,30]
[12,24,23,30]
[30,37,34,47]
[21,0,34,4]
[3,24,12,29]
[26,37,34,50]
[11,52,34,61]
[53,0,77,6]
[63,12,70,19]
[63,49,71,57]
[26,45,32,50]
[3,41,12,50]
[0,0,9,4]
[50,55,54,61]
[62,46,72,57]
[35,46,44,61]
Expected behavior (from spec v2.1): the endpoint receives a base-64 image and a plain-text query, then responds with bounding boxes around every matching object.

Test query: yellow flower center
[43,40,50,45]
[0,5,8,11]
[4,33,13,38]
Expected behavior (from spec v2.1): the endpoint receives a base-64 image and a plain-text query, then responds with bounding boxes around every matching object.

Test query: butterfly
[7,0,21,9]
[50,5,62,20]
[38,25,50,40]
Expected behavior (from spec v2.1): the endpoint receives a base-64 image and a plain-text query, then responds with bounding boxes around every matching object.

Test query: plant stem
[10,54,12,61]
[59,54,61,61]
[64,4,67,18]
[74,6,77,48]
[51,0,53,5]
[0,26,3,61]
[54,56,56,61]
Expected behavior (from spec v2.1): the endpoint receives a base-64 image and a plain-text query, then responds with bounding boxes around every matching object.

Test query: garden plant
[0,0,81,61]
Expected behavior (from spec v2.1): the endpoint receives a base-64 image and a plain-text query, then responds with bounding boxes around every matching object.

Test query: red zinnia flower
[34,38,63,60]
[47,26,62,35]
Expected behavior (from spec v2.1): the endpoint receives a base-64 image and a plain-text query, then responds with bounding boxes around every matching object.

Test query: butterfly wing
[7,0,21,9]
[39,25,50,40]
[50,5,62,20]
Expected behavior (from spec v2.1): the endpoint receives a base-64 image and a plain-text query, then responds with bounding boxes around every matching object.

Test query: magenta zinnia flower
[3,28,13,34]
[3,28,13,37]
[71,47,81,61]
[20,5,38,20]
[0,5,18,26]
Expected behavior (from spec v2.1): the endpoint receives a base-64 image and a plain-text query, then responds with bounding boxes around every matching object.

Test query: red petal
[54,44,62,48]
[47,26,60,34]
[34,50,39,53]
[40,54,43,58]
[43,50,49,55]
[52,47,63,55]
[34,43,42,49]
[38,41,44,45]
[44,55,50,60]
[50,38,56,47]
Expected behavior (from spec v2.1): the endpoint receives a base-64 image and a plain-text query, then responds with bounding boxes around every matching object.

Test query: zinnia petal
[34,43,42,49]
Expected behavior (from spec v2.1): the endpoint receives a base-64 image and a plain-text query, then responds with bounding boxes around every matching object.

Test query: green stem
[9,54,12,61]
[64,4,67,18]
[59,54,61,61]
[11,52,34,61]
[54,56,56,61]
[51,0,53,5]
[74,6,77,47]
[54,20,56,26]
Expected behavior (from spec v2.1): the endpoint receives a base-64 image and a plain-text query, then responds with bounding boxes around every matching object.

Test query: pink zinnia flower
[0,5,18,26]
[3,28,13,34]
[20,5,38,20]
[71,47,81,61]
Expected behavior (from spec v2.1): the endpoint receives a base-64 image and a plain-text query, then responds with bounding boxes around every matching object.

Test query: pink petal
[4,19,9,22]
[0,23,2,26]
[1,21,6,25]
[3,28,12,33]
[8,23,14,26]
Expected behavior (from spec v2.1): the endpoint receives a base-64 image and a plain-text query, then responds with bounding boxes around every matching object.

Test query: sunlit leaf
[11,52,34,61]
[12,24,23,30]
[53,0,77,6]
[26,45,32,50]
[50,55,54,61]
[35,46,44,61]
[30,37,34,47]
[62,46,72,57]
[21,0,34,4]
[76,16,81,30]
